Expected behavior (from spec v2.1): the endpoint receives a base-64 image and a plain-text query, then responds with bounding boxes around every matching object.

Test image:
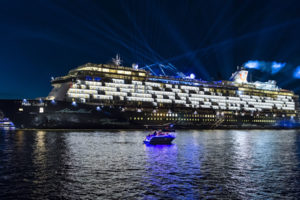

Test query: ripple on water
[0,130,300,199]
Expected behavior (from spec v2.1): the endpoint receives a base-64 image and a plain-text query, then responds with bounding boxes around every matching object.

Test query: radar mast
[112,54,122,66]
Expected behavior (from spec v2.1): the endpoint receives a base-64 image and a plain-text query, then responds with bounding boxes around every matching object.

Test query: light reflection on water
[0,130,300,199]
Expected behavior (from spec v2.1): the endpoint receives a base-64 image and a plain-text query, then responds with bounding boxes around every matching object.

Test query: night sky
[1,0,300,99]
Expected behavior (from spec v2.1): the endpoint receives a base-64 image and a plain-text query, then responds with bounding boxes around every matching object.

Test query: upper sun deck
[52,63,148,83]
[69,63,147,76]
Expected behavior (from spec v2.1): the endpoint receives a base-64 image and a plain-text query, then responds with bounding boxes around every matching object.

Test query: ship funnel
[229,67,248,83]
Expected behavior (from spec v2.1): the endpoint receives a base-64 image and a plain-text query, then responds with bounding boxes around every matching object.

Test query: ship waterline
[0,57,299,129]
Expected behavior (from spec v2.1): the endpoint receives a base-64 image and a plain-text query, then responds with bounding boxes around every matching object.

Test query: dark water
[1,130,300,199]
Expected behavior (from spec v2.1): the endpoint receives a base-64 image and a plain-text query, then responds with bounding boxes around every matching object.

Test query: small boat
[0,118,16,131]
[143,129,176,145]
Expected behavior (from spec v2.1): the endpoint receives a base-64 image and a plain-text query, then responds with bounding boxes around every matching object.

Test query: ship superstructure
[0,56,299,129]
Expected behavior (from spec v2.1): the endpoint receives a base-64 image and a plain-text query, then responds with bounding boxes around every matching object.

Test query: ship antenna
[112,54,122,66]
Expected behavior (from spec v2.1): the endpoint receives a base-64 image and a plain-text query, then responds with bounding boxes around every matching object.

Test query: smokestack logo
[239,71,248,82]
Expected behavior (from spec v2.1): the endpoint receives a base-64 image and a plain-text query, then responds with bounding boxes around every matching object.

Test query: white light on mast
[190,73,195,79]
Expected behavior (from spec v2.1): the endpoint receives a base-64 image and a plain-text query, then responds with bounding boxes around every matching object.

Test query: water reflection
[143,140,204,198]
[0,130,300,199]
[34,131,46,162]
[144,144,178,180]
[13,130,24,151]
[217,130,300,199]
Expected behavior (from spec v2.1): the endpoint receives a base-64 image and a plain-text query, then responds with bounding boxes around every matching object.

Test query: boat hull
[144,136,175,145]
[0,99,299,129]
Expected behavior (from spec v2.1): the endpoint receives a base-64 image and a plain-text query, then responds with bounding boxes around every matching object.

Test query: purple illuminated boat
[144,129,176,145]
[0,118,16,131]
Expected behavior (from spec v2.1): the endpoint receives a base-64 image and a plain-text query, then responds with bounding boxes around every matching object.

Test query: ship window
[39,107,44,113]
[19,108,23,112]
[117,70,125,74]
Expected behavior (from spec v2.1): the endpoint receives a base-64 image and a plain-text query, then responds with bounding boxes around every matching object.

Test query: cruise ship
[0,55,299,129]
